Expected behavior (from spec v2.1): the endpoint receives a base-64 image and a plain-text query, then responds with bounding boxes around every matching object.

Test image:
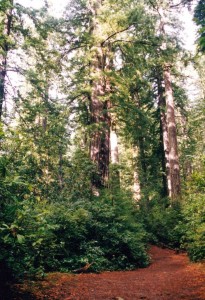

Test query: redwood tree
[151,1,181,200]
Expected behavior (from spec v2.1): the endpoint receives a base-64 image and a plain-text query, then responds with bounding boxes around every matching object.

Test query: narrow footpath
[8,246,205,300]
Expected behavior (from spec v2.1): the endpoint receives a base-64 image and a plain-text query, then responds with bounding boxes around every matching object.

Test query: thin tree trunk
[178,113,192,180]
[159,120,169,196]
[110,127,119,165]
[138,136,147,188]
[0,61,6,118]
[132,91,145,194]
[58,149,64,190]
[133,145,141,202]
[109,122,120,190]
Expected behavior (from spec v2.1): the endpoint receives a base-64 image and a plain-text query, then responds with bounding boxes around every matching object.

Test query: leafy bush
[179,167,205,262]
[0,191,149,280]
[182,193,205,262]
[142,190,205,262]
[142,198,184,248]
[48,192,149,272]
[0,200,60,279]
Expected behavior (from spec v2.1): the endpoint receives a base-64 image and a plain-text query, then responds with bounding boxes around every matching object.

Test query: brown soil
[7,246,205,300]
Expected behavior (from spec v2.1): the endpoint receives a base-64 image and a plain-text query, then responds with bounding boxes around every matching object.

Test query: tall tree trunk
[89,1,111,191]
[0,0,13,119]
[133,144,141,202]
[0,61,6,118]
[58,148,64,190]
[90,97,110,189]
[89,46,111,190]
[110,126,119,165]
[157,75,171,197]
[163,64,181,199]
[138,136,147,187]
[155,3,181,201]
[178,112,192,180]
[109,121,120,190]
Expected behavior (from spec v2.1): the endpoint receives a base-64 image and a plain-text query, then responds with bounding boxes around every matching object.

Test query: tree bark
[89,45,111,189]
[89,1,112,191]
[157,75,171,197]
[163,64,181,199]
[155,3,181,201]
[138,136,147,187]
[90,94,110,188]
[133,145,141,202]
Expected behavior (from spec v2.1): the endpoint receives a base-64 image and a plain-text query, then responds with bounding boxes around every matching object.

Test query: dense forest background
[0,0,205,281]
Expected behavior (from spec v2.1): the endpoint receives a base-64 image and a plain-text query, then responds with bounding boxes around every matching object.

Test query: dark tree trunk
[138,136,147,187]
[159,120,169,197]
[0,66,6,118]
[89,47,111,189]
[90,96,110,188]
[89,1,111,191]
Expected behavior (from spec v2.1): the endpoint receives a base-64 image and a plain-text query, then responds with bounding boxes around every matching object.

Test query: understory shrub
[142,192,205,263]
[182,193,205,262]
[0,191,149,279]
[142,198,184,248]
[180,169,205,262]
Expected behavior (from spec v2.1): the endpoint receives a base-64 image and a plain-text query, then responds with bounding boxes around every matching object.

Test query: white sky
[178,7,198,52]
[15,0,67,16]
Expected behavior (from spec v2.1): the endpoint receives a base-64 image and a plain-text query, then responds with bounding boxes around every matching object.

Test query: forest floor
[3,246,205,300]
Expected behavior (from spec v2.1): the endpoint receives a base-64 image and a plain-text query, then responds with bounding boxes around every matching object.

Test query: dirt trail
[9,246,205,300]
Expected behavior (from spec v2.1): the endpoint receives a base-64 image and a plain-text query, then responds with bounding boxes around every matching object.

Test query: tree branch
[101,24,135,47]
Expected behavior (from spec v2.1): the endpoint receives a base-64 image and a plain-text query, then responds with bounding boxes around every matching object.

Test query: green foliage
[0,192,149,279]
[179,88,205,262]
[141,166,205,262]
[194,0,205,52]
[180,167,205,262]
[52,193,149,272]
[64,149,95,200]
[142,198,184,248]
[182,194,205,262]
[0,201,56,278]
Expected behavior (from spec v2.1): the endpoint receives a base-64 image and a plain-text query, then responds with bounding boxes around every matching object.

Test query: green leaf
[17,234,25,244]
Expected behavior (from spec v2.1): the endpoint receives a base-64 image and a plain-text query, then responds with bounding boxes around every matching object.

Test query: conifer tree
[62,0,155,193]
[0,0,13,118]
[194,0,205,52]
[148,0,182,200]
